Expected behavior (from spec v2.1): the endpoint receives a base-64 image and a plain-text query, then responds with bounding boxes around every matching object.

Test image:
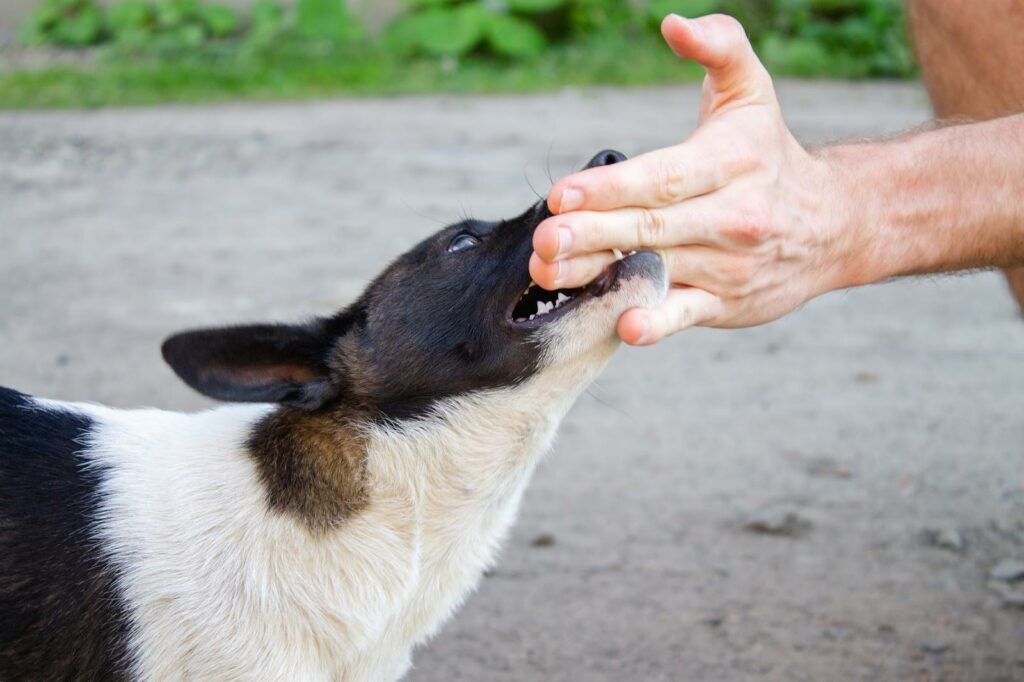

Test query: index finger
[548,140,731,215]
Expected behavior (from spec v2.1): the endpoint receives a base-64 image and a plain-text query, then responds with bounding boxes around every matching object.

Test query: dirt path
[1,82,1022,680]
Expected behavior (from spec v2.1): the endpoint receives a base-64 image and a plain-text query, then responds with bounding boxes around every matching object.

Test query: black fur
[163,150,629,420]
[162,317,352,410]
[0,387,131,681]
[164,212,548,420]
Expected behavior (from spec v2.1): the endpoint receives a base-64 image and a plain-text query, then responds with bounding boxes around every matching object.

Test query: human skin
[906,0,1024,313]
[530,13,1024,345]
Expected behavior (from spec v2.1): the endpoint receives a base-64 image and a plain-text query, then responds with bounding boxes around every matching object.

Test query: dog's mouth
[508,251,638,328]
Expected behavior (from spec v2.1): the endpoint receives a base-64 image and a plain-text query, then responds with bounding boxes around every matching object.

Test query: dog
[0,150,666,681]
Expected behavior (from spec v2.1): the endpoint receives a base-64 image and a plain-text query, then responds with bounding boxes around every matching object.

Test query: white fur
[33,268,665,681]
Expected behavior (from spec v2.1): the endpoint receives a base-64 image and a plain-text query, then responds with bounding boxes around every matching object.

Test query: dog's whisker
[523,166,544,203]
[401,200,449,226]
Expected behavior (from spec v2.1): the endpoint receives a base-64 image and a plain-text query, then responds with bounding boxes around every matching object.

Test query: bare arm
[530,14,1024,345]
[824,115,1024,289]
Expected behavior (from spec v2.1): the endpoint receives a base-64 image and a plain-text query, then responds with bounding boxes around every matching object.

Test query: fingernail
[636,318,651,344]
[683,16,704,40]
[551,260,565,286]
[555,227,573,258]
[559,187,583,213]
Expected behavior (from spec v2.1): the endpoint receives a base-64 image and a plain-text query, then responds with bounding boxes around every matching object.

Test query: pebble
[989,558,1024,582]
[988,581,1024,608]
[922,527,967,553]
[743,504,812,537]
[699,615,724,628]
[530,533,555,548]
[920,641,950,655]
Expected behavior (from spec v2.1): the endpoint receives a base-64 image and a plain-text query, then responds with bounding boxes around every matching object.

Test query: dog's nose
[584,149,627,169]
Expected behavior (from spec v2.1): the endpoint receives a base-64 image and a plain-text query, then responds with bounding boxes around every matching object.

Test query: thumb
[660,13,775,108]
[616,287,723,345]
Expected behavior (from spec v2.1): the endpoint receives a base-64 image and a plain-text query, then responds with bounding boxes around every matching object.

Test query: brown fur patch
[247,407,369,531]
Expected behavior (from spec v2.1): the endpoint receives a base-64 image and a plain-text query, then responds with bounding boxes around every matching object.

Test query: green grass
[0,32,708,109]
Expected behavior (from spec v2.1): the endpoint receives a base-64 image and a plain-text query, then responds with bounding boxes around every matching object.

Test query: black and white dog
[0,150,666,681]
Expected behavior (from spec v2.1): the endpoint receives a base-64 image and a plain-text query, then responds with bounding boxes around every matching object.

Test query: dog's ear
[161,317,349,409]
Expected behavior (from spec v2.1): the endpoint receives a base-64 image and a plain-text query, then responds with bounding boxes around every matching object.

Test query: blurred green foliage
[20,0,106,46]
[663,0,917,78]
[5,0,916,108]
[385,0,565,59]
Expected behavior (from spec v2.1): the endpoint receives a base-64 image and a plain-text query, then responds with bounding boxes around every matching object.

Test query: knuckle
[673,304,694,331]
[718,14,751,44]
[712,13,744,35]
[726,209,773,247]
[653,158,686,205]
[635,208,667,248]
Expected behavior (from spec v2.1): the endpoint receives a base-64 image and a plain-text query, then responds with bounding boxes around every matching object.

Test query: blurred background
[0,0,915,107]
[1,1,1023,681]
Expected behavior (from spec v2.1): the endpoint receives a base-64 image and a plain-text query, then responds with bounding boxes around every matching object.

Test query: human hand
[530,14,849,345]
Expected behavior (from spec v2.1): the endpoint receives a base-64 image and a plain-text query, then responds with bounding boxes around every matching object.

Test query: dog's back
[0,387,130,679]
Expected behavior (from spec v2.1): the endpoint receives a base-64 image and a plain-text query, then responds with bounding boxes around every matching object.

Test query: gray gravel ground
[2,82,1023,681]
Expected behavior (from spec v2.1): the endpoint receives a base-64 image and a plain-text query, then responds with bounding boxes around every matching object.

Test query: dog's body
[0,151,666,681]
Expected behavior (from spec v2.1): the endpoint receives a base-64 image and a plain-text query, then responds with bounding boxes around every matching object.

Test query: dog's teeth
[529,314,535,320]
[556,292,570,304]
[515,317,525,322]
[612,248,624,261]
[628,250,637,256]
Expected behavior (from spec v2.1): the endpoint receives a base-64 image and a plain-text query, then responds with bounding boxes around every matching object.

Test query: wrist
[813,140,912,291]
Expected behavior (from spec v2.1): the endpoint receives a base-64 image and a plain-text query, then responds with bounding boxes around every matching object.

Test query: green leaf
[199,4,238,38]
[155,0,203,30]
[409,5,487,57]
[296,0,360,41]
[19,0,107,47]
[647,0,719,22]
[485,12,546,58]
[108,0,153,36]
[161,21,205,48]
[52,2,105,46]
[505,0,567,13]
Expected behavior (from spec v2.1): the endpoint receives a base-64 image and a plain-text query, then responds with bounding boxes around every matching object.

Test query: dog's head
[163,150,666,418]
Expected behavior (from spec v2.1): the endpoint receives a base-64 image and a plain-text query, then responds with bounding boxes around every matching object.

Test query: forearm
[820,113,1024,290]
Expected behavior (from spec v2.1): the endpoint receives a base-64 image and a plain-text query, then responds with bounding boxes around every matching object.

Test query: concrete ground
[1,82,1022,680]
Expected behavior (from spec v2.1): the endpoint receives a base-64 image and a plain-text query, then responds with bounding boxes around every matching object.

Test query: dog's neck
[362,358,611,523]
[247,406,371,531]
[246,359,606,532]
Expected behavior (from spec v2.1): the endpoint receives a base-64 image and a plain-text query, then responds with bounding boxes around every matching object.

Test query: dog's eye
[448,234,480,253]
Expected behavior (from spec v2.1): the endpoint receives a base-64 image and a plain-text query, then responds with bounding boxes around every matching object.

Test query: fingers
[529,250,618,291]
[547,141,734,215]
[660,13,775,107]
[533,196,749,262]
[617,286,723,345]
